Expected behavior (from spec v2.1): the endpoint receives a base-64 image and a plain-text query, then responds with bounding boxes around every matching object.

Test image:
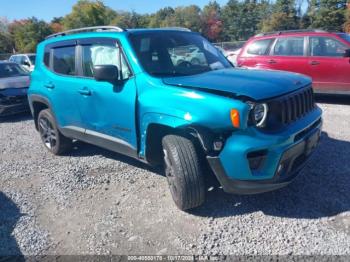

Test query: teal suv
[29,26,322,210]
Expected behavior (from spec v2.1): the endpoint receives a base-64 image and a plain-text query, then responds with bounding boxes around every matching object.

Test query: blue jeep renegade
[29,26,322,210]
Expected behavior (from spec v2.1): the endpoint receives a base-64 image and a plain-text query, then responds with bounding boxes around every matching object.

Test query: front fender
[139,112,190,157]
[137,75,251,158]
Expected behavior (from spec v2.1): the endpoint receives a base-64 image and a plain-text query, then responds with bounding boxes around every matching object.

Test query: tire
[162,135,205,210]
[37,109,72,155]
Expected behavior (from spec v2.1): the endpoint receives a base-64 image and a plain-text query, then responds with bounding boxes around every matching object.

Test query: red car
[237,30,350,94]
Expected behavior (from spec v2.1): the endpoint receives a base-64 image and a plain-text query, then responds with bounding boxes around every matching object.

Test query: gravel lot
[0,96,349,256]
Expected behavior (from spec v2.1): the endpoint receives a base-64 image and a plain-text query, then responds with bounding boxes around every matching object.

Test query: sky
[1,0,229,22]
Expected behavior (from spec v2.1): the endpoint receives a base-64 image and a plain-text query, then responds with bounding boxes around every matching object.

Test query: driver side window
[81,40,131,80]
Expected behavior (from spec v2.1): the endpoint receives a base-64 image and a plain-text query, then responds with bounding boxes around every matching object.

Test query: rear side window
[247,39,274,55]
[310,36,348,57]
[273,37,304,56]
[44,47,50,67]
[52,46,76,75]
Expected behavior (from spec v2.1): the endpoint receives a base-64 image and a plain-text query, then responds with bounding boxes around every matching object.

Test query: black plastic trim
[60,126,138,159]
[207,156,296,194]
[207,124,321,195]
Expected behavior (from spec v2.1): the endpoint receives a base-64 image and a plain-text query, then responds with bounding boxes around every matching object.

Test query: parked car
[9,53,36,72]
[237,30,350,94]
[29,26,322,211]
[216,46,241,66]
[0,62,30,116]
[169,45,206,66]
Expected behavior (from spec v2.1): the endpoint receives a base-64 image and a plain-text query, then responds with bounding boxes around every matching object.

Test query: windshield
[129,31,231,77]
[337,33,350,44]
[28,55,36,65]
[0,63,29,78]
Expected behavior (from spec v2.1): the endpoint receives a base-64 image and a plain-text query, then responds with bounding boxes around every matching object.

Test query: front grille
[278,86,315,124]
[264,86,316,131]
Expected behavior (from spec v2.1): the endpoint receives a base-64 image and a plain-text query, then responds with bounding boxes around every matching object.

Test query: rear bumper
[207,108,322,195]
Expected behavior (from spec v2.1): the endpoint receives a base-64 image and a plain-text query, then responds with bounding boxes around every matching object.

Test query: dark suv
[237,30,350,94]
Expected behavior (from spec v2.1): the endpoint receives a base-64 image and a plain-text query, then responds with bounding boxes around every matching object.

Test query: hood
[0,76,30,90]
[162,68,311,100]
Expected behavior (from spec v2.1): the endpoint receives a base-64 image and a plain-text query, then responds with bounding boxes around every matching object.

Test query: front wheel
[162,135,205,211]
[37,109,72,155]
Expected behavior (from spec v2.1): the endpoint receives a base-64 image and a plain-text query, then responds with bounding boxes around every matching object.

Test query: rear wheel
[37,109,72,155]
[162,135,205,211]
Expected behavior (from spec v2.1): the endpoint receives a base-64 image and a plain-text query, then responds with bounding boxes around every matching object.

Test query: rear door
[307,36,350,93]
[43,41,85,132]
[237,38,275,68]
[266,36,309,74]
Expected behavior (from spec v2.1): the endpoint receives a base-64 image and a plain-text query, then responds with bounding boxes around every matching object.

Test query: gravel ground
[0,96,349,256]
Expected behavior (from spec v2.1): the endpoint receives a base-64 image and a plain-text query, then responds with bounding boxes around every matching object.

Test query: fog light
[247,150,267,171]
[213,140,223,151]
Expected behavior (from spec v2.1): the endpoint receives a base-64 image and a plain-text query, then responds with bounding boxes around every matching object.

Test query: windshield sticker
[140,38,151,52]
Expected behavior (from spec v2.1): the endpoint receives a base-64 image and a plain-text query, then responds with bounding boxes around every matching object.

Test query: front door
[76,38,138,156]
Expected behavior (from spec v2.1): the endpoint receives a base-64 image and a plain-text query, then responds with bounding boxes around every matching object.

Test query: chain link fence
[213,41,246,51]
[0,53,13,61]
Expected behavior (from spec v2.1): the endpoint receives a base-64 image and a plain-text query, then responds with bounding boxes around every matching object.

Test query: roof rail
[255,29,328,37]
[46,26,124,39]
[158,27,191,32]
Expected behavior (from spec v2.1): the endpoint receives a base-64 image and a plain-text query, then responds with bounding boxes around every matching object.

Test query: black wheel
[37,109,72,155]
[162,135,205,210]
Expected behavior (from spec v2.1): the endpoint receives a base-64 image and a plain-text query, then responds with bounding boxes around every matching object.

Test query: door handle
[268,59,277,64]
[78,89,92,96]
[309,61,320,65]
[44,82,55,89]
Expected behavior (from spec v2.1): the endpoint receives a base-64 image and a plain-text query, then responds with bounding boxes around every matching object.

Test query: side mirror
[93,65,119,84]
[344,49,350,58]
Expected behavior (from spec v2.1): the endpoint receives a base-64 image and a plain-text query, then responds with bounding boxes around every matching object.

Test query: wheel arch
[29,95,52,130]
[142,116,219,166]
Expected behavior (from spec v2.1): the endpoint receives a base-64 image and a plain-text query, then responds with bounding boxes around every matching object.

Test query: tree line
[0,0,349,54]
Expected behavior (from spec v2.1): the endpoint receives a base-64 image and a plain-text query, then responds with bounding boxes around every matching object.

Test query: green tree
[222,0,271,40]
[0,32,14,53]
[10,17,53,53]
[307,0,347,31]
[171,5,202,32]
[62,0,117,29]
[344,2,350,32]
[261,0,299,32]
[0,17,10,33]
[111,11,149,28]
[148,7,175,27]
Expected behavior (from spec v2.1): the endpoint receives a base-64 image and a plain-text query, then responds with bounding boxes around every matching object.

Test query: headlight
[248,102,268,127]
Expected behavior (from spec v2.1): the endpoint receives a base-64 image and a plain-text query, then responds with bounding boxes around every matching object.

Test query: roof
[253,29,337,38]
[45,26,191,40]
